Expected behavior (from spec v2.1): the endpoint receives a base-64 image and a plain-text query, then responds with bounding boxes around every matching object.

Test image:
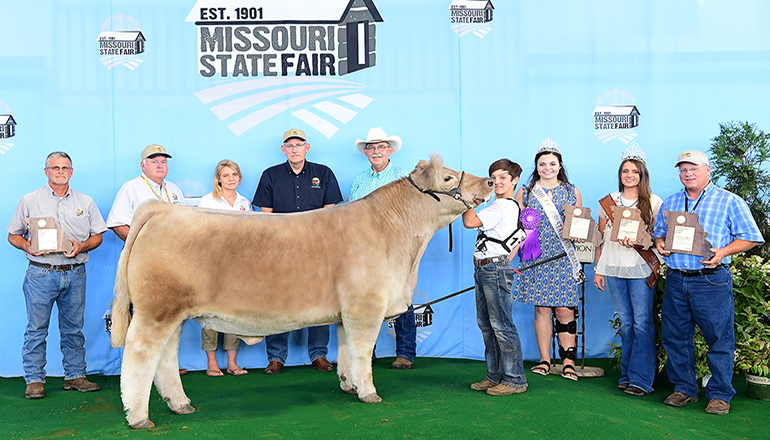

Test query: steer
[109,154,493,429]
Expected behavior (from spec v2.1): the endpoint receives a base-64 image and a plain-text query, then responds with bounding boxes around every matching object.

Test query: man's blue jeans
[266,325,330,364]
[393,309,417,361]
[22,264,88,384]
[662,267,735,402]
[606,276,656,393]
[474,260,526,387]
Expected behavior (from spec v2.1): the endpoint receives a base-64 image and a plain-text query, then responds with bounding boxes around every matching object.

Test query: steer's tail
[109,200,162,348]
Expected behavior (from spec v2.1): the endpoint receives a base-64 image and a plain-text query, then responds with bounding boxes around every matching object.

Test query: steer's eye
[444,176,452,182]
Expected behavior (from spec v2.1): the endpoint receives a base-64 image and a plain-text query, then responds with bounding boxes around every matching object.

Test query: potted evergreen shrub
[731,255,770,400]
[710,121,770,399]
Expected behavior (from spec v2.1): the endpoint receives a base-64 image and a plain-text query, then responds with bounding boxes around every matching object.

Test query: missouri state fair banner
[1,0,769,376]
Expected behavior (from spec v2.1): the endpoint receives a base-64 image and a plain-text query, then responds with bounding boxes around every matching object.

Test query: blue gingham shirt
[348,161,409,201]
[653,182,763,269]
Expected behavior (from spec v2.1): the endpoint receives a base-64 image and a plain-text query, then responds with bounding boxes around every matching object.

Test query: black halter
[408,171,474,210]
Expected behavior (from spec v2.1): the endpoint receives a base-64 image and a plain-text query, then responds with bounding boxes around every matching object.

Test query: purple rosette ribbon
[518,208,542,261]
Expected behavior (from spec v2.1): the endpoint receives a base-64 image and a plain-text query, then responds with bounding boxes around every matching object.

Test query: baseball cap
[141,144,172,160]
[283,128,306,142]
[674,150,709,167]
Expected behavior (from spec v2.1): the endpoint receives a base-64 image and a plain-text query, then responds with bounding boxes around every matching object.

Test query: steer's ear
[410,155,443,190]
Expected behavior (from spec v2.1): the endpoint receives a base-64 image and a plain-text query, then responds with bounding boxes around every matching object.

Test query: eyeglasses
[364,144,390,152]
[283,142,307,150]
[47,166,71,172]
[679,166,703,175]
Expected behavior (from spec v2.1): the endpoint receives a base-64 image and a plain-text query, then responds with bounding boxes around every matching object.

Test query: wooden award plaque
[24,217,75,254]
[662,211,715,258]
[562,205,602,245]
[609,206,654,250]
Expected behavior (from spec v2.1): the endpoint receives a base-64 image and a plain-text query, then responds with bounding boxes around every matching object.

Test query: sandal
[561,364,578,381]
[530,361,551,376]
[206,368,224,377]
[226,367,249,376]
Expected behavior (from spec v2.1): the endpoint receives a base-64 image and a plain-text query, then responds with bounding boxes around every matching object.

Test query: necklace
[618,192,637,208]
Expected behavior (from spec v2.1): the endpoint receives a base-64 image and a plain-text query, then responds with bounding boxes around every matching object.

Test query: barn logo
[186,0,383,138]
[0,100,16,155]
[593,89,640,144]
[449,0,494,39]
[387,289,433,343]
[97,15,146,70]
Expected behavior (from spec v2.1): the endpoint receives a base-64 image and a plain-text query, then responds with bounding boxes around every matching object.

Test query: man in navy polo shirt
[252,128,343,375]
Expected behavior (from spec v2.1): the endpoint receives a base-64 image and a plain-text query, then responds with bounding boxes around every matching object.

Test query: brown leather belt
[474,255,509,268]
[29,261,84,272]
[672,264,728,277]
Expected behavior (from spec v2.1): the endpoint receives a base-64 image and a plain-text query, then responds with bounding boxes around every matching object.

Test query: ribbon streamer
[518,207,542,260]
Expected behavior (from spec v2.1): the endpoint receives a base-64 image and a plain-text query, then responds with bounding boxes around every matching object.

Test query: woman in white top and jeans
[594,144,662,396]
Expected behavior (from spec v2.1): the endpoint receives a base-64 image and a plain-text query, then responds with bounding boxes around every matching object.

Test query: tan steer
[110,154,493,429]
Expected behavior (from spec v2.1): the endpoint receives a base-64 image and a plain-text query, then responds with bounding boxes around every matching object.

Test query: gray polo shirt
[7,185,107,265]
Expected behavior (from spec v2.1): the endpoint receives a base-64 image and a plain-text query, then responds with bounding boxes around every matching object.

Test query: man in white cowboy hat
[349,127,417,370]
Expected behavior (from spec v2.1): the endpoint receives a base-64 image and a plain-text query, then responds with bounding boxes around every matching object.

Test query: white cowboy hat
[355,127,402,155]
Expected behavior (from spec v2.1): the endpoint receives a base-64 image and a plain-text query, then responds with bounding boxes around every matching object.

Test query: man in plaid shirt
[653,150,763,416]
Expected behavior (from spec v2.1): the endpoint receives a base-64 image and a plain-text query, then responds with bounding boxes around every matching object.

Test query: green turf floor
[1,358,767,439]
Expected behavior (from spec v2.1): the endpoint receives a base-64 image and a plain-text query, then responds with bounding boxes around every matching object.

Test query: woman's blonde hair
[212,159,243,201]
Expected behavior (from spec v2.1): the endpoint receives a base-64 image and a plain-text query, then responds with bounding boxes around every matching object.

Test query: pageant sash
[531,183,584,282]
[599,194,661,290]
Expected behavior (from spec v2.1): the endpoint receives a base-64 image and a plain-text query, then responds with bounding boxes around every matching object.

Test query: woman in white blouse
[198,160,251,376]
[594,144,662,396]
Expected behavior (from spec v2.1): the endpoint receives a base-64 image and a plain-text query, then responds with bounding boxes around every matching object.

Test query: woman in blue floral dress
[514,138,582,381]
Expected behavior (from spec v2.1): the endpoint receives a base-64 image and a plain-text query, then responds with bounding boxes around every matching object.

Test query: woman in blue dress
[514,138,583,381]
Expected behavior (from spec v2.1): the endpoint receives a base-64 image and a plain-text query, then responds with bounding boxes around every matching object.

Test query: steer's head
[410,154,493,210]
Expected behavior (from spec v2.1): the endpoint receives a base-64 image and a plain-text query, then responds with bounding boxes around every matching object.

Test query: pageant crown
[621,142,647,164]
[536,138,560,154]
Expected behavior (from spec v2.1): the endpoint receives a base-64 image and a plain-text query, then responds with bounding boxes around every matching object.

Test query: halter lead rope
[407,172,474,211]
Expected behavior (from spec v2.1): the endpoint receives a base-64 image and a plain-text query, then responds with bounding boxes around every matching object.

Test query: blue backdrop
[1,0,769,377]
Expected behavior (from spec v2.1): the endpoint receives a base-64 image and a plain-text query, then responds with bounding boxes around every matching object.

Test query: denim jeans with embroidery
[606,276,656,393]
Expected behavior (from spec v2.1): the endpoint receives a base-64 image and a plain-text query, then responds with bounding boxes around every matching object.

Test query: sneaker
[389,357,413,370]
[25,382,45,399]
[663,391,698,407]
[470,378,497,391]
[617,382,629,390]
[486,383,528,396]
[63,377,100,392]
[705,399,730,415]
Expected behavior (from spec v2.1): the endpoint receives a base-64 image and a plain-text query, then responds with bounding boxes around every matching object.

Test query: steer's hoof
[359,393,382,403]
[173,404,196,415]
[129,419,155,429]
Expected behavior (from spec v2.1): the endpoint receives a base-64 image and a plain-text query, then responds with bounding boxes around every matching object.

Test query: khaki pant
[201,328,240,352]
